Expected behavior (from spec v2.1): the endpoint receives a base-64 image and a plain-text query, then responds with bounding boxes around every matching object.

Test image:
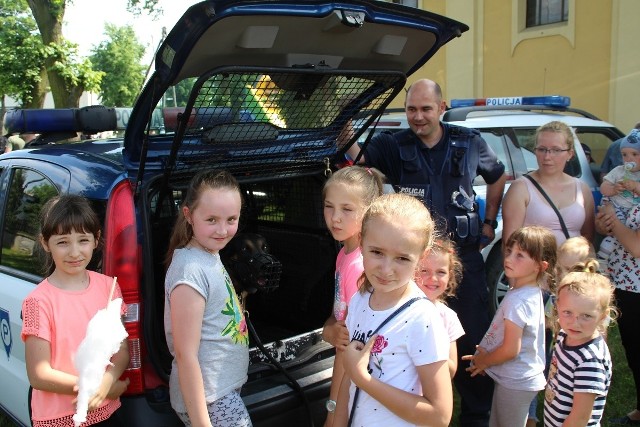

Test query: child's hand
[86,377,112,411]
[598,201,615,218]
[461,346,489,377]
[84,371,129,411]
[620,179,638,193]
[614,181,627,194]
[106,378,130,400]
[322,320,350,350]
[343,335,376,387]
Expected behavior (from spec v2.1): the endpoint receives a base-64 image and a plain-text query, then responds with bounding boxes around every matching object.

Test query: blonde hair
[536,120,575,151]
[558,236,595,260]
[418,237,462,301]
[555,259,618,335]
[323,166,384,208]
[358,193,434,293]
[505,226,558,288]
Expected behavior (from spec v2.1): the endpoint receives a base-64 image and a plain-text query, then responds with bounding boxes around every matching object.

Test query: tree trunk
[27,0,81,108]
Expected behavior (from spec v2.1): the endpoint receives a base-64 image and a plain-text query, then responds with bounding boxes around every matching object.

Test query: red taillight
[103,180,145,394]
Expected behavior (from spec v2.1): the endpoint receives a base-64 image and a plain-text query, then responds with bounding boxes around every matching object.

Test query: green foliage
[45,39,104,94]
[0,0,46,106]
[127,0,161,18]
[90,24,145,107]
[1,0,162,108]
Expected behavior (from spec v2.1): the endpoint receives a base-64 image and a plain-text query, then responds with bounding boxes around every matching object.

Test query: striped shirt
[543,331,612,426]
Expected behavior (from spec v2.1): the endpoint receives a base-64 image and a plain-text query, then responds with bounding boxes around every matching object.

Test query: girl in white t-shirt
[463,225,557,427]
[334,193,452,427]
[415,237,465,378]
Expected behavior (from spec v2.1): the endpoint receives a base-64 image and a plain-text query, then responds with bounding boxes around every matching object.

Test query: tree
[24,0,159,108]
[90,24,146,107]
[0,0,47,112]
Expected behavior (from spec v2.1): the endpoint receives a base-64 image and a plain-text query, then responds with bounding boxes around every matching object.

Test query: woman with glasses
[501,120,595,248]
[500,120,595,427]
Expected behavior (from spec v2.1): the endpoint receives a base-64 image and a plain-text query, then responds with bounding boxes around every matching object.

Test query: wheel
[485,245,510,316]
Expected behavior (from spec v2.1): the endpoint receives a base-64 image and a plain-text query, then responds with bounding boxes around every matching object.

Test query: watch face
[325,399,337,412]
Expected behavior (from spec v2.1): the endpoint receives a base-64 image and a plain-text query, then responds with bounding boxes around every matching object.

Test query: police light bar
[3,105,116,135]
[450,96,570,109]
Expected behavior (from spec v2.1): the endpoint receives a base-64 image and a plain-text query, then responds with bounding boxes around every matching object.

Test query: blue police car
[0,1,469,426]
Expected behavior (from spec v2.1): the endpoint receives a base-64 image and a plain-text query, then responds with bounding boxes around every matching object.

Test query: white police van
[358,95,624,313]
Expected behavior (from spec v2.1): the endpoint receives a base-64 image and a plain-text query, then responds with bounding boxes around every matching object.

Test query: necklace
[189,239,216,255]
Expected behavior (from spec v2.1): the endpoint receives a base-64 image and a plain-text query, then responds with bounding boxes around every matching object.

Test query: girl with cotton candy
[21,195,130,427]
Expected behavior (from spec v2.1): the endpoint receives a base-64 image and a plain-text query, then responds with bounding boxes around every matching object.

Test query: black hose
[244,310,315,427]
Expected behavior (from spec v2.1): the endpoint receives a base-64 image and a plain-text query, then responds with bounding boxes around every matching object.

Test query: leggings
[489,383,538,427]
[176,390,252,427]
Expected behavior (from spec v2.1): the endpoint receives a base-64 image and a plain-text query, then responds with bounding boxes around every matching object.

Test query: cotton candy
[73,297,128,427]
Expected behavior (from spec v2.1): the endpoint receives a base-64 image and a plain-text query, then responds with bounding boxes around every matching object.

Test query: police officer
[344,79,506,427]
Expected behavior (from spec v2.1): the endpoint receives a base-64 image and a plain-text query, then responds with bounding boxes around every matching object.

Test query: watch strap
[483,218,498,229]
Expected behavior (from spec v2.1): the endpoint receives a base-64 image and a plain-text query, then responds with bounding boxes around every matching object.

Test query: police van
[0,1,470,426]
[358,95,624,313]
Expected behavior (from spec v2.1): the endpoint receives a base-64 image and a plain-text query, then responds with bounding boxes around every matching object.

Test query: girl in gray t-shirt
[164,170,252,427]
[463,226,557,427]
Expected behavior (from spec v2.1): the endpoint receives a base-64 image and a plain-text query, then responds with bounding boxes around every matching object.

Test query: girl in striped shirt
[544,259,617,426]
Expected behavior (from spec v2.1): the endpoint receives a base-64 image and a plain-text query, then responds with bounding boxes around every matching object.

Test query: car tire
[485,245,510,316]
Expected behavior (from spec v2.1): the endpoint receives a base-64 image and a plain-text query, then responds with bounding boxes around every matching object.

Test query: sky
[64,0,200,66]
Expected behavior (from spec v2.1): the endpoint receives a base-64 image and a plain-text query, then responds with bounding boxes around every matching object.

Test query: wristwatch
[483,218,498,229]
[325,399,337,413]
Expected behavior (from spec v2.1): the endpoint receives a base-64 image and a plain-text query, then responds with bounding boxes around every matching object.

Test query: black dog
[220,232,282,300]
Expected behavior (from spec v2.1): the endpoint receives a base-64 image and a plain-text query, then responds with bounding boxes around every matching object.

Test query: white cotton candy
[73,298,128,427]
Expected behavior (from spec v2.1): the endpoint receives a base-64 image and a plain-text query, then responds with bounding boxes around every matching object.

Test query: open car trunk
[121,1,468,423]
[134,72,408,423]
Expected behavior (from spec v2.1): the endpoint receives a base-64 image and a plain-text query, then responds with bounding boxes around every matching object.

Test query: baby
[598,129,640,270]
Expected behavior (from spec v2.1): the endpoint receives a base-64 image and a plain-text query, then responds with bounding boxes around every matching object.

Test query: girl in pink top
[321,166,384,426]
[415,237,465,378]
[21,195,129,427]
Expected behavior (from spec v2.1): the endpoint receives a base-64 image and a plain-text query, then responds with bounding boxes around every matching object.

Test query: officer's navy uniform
[365,122,505,427]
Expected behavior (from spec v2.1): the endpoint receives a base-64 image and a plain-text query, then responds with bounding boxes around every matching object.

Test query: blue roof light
[3,106,116,135]
[450,96,571,109]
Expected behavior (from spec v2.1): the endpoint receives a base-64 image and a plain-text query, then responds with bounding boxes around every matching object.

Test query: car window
[1,168,58,275]
[474,130,512,185]
[574,128,619,166]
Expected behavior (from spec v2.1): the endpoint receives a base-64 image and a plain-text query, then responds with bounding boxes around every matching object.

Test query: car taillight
[103,180,145,395]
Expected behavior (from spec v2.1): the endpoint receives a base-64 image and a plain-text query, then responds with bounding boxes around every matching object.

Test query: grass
[0,326,635,427]
[447,324,633,427]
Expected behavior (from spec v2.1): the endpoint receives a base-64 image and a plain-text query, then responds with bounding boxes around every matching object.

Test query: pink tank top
[522,177,585,246]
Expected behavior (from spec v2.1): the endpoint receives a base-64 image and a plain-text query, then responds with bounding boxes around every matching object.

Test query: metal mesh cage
[239,174,327,230]
[164,68,404,181]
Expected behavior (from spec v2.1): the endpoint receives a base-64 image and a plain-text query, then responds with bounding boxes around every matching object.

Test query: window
[1,168,58,276]
[512,0,575,52]
[474,130,511,185]
[526,0,568,27]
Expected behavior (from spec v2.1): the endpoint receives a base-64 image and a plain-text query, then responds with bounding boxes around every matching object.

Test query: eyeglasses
[534,147,571,156]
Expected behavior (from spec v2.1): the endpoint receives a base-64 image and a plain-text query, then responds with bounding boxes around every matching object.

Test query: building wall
[388,0,640,133]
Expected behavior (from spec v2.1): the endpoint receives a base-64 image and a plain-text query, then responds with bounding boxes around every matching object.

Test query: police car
[358,95,624,313]
[0,1,469,426]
